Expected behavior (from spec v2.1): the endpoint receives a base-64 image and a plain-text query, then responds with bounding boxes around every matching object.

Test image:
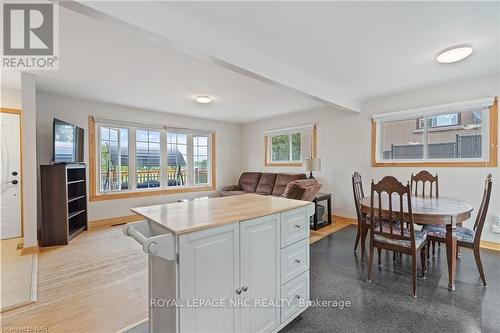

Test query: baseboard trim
[88,214,144,230]
[21,246,39,255]
[480,240,500,252]
[333,215,357,225]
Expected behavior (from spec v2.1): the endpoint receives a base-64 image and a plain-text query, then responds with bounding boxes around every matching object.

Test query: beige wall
[36,92,242,221]
[240,74,500,243]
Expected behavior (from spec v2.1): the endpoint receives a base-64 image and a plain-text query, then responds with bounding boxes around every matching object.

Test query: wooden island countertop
[131,194,314,235]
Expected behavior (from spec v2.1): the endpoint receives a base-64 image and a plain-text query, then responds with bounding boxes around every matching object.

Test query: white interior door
[0,112,22,240]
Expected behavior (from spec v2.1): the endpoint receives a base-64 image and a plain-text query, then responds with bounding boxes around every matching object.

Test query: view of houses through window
[97,122,212,194]
[379,109,485,161]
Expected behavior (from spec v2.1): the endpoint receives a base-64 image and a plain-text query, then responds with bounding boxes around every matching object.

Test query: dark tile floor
[128,225,500,333]
[282,226,500,333]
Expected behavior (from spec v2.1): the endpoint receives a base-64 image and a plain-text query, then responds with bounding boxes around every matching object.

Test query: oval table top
[360,195,473,225]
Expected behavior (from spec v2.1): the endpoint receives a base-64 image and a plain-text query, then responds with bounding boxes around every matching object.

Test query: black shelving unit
[40,164,88,246]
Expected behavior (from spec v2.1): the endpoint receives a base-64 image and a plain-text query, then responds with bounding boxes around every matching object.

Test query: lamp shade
[304,158,321,172]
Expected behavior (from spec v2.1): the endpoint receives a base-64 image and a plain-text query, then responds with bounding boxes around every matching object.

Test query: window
[417,113,459,129]
[99,126,128,192]
[167,132,187,187]
[89,116,215,200]
[136,129,161,189]
[193,135,209,185]
[372,97,497,167]
[265,124,316,166]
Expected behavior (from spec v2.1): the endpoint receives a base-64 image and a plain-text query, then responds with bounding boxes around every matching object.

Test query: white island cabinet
[125,194,315,333]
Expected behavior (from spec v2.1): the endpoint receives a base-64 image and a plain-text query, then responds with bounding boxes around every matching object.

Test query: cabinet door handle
[242,286,248,292]
[235,288,242,294]
[295,258,301,264]
[295,295,301,299]
[295,224,301,229]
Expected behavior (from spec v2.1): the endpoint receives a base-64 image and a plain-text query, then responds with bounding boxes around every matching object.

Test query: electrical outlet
[492,216,500,234]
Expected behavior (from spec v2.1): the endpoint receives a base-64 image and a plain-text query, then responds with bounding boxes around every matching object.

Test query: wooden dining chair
[367,176,427,297]
[411,170,440,257]
[411,170,439,197]
[352,172,366,254]
[422,174,492,286]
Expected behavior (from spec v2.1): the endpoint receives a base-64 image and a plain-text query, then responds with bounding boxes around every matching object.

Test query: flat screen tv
[53,118,84,164]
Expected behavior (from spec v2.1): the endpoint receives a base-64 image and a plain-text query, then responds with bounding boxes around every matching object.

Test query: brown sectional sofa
[221,172,321,201]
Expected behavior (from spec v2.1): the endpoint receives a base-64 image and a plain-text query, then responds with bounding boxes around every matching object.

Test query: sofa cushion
[272,173,307,197]
[256,173,278,195]
[220,190,248,197]
[282,178,322,201]
[238,172,262,192]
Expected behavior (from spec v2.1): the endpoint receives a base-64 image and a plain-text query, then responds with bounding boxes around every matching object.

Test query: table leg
[456,222,462,259]
[446,220,457,291]
[313,200,318,230]
[327,196,332,225]
[360,212,367,262]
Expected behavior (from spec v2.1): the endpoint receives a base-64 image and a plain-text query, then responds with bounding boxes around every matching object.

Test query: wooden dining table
[360,195,473,291]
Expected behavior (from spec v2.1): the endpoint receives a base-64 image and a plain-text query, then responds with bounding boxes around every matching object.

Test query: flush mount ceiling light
[436,45,473,63]
[195,96,212,104]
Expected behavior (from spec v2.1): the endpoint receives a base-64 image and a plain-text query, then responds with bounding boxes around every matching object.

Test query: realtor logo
[1,2,59,70]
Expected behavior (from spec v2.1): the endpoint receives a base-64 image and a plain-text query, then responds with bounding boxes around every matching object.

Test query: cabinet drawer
[280,271,309,323]
[280,208,309,248]
[281,238,309,285]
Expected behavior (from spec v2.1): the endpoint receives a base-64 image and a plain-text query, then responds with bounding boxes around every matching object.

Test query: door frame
[1,108,24,238]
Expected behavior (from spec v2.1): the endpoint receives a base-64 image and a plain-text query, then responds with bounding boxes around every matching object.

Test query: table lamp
[304,158,321,179]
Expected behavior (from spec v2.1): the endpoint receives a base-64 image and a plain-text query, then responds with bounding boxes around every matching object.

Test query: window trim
[264,125,317,167]
[88,116,216,201]
[371,97,497,167]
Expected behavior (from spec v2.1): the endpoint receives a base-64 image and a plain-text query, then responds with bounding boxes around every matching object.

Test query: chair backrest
[411,170,438,197]
[370,176,416,247]
[473,174,493,245]
[352,172,364,223]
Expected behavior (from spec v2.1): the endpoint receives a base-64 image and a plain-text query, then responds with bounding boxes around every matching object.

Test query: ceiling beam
[64,1,360,112]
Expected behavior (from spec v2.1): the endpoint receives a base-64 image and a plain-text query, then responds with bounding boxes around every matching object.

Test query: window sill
[264,162,303,167]
[89,185,216,201]
[372,160,496,167]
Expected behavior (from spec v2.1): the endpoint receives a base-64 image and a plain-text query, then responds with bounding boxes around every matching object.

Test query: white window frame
[97,125,127,193]
[93,117,214,196]
[269,132,302,163]
[372,97,495,165]
[264,124,316,166]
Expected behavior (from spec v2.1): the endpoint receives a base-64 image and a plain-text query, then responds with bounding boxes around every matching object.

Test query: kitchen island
[125,194,315,333]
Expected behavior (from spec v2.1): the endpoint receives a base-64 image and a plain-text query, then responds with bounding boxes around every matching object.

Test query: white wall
[1,88,22,108]
[21,73,38,247]
[36,92,241,221]
[241,74,500,243]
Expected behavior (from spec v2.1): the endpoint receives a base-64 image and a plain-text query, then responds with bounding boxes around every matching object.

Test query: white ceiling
[2,2,498,123]
[2,6,322,123]
[166,1,500,100]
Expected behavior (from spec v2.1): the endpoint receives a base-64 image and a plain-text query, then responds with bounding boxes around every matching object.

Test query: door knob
[242,286,248,292]
[295,258,301,264]
[235,288,242,294]
[12,171,18,176]
[11,180,18,185]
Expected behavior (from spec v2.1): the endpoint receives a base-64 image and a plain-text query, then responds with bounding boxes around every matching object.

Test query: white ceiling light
[195,95,212,104]
[436,45,473,63]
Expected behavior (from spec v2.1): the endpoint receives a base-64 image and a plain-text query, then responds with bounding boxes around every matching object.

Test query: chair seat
[373,221,427,248]
[421,224,475,243]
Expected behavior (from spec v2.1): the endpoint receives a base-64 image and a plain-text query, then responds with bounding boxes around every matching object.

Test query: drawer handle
[295,295,301,299]
[295,224,301,229]
[242,286,248,292]
[235,288,242,295]
[295,258,301,264]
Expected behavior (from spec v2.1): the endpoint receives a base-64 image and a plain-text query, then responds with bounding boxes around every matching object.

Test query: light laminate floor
[1,238,37,312]
[0,218,345,332]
